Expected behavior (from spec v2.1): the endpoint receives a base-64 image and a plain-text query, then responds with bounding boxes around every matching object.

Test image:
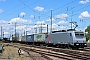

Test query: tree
[85,26,90,41]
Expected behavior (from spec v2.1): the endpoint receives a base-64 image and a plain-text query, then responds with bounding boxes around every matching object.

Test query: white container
[34,34,46,42]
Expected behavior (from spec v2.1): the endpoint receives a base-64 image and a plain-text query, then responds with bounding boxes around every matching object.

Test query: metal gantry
[35,23,48,34]
[50,9,53,34]
[15,22,17,41]
[0,23,10,39]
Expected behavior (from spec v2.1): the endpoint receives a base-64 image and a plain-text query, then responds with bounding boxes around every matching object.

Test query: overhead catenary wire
[1,0,90,37]
[19,0,50,18]
[53,0,80,16]
[38,0,78,18]
[1,0,72,19]
[54,1,89,21]
[69,4,90,17]
[54,0,78,11]
[1,0,89,19]
[1,0,42,18]
[1,0,90,23]
[42,0,55,7]
[1,0,29,15]
[11,0,76,19]
[54,2,90,21]
[1,0,85,20]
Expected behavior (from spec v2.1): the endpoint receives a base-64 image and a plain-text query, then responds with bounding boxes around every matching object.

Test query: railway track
[4,43,90,60]
[3,43,49,60]
[83,47,90,52]
[22,46,90,60]
[21,47,52,60]
[21,47,77,60]
[39,46,90,59]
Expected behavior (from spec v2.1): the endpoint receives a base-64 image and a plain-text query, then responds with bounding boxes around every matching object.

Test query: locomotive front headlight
[76,44,79,45]
[84,44,87,45]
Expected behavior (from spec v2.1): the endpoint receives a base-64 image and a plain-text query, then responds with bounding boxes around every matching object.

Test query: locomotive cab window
[75,32,85,38]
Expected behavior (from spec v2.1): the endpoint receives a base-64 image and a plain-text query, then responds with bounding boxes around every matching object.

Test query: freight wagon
[20,33,47,45]
[26,35,34,42]
[34,34,46,42]
[20,36,26,44]
[34,33,47,45]
[46,29,87,49]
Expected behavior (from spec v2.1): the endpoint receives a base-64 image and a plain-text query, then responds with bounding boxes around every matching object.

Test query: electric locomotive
[46,29,87,48]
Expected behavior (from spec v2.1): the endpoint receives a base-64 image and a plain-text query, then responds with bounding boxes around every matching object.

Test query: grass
[0,45,31,60]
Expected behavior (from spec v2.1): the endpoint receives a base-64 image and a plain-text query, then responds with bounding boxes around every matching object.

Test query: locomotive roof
[52,30,67,33]
[51,29,84,33]
[67,29,76,31]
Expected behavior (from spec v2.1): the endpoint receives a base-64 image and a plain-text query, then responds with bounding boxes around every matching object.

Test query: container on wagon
[34,33,46,42]
[21,36,26,42]
[26,35,34,42]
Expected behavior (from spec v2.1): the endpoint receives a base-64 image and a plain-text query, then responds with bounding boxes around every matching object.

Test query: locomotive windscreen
[75,32,85,38]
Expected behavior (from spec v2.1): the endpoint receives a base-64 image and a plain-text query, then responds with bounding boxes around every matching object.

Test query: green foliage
[85,25,90,41]
[86,35,90,41]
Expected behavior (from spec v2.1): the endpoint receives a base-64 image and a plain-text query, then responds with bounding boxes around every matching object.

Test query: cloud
[52,23,57,29]
[79,0,89,4]
[0,16,42,36]
[34,6,45,11]
[46,18,55,22]
[35,21,45,24]
[30,15,35,18]
[79,11,90,19]
[51,23,68,31]
[0,18,33,37]
[55,14,69,20]
[58,20,68,24]
[10,17,32,24]
[0,0,5,1]
[19,12,25,17]
[60,26,67,29]
[4,31,9,35]
[0,20,8,24]
[0,9,3,13]
[16,25,26,30]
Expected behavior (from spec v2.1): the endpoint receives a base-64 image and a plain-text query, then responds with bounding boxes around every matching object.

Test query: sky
[0,0,90,38]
